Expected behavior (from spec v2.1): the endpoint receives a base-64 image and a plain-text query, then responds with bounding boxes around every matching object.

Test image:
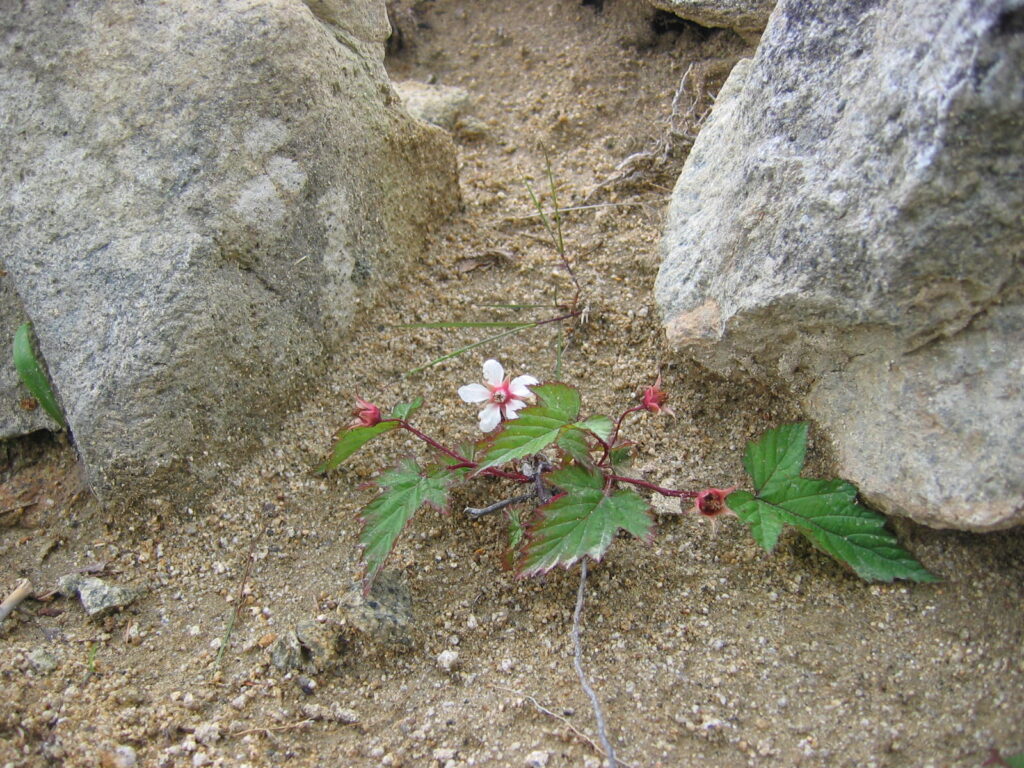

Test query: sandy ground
[1,2,1022,767]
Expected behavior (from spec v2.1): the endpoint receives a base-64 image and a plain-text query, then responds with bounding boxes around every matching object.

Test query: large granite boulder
[656,0,1024,530]
[0,0,458,505]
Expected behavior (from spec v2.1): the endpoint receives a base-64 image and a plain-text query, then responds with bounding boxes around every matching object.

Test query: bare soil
[2,2,1022,767]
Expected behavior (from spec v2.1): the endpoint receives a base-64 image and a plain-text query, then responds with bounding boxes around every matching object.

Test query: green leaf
[734,424,937,583]
[531,383,582,421]
[575,415,613,441]
[609,441,634,471]
[556,415,613,466]
[556,427,595,467]
[390,397,424,421]
[475,384,581,473]
[520,465,653,577]
[1006,752,1024,768]
[729,491,784,551]
[360,460,451,588]
[12,323,65,429]
[500,508,527,571]
[315,421,398,474]
[743,422,807,497]
[554,415,614,467]
[507,509,525,554]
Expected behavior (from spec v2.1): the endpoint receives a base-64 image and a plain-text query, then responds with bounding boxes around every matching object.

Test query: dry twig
[230,719,314,737]
[215,526,264,666]
[573,559,618,767]
[586,62,711,201]
[488,684,638,768]
[0,578,33,624]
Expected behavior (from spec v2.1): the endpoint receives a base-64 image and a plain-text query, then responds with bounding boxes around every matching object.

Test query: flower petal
[482,359,505,387]
[478,403,502,432]
[458,383,490,403]
[505,399,529,415]
[509,375,538,398]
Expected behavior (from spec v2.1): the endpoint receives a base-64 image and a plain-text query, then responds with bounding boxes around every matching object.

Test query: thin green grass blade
[392,321,536,329]
[544,151,566,257]
[12,323,65,429]
[405,325,535,376]
[524,179,560,253]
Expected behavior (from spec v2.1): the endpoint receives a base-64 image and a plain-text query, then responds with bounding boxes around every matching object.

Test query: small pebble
[194,722,220,745]
[108,745,137,768]
[28,648,58,674]
[433,746,457,763]
[437,649,460,672]
[525,749,549,767]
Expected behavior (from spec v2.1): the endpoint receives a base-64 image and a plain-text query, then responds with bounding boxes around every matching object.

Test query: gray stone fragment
[656,0,1024,530]
[269,619,344,674]
[393,81,471,131]
[436,649,459,672]
[339,570,413,648]
[0,0,458,504]
[109,746,137,768]
[193,722,221,746]
[269,630,304,672]
[646,0,776,38]
[57,574,139,617]
[28,647,59,674]
[300,701,360,724]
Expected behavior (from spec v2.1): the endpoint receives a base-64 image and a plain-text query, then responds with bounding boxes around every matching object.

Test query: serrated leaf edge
[517,472,654,578]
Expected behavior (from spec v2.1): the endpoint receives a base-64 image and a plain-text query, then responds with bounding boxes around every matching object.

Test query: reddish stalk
[608,474,699,499]
[397,421,530,483]
[599,404,645,465]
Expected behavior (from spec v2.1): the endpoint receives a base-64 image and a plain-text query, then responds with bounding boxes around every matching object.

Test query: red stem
[396,420,463,461]
[533,309,581,328]
[608,474,699,499]
[598,404,645,465]
[397,421,530,483]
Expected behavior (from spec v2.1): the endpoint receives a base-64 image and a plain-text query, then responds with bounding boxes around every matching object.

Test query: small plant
[12,321,66,429]
[317,157,937,768]
[985,749,1024,768]
[319,359,936,590]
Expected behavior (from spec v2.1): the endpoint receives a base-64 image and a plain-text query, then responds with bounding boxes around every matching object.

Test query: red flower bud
[694,487,736,517]
[641,374,674,416]
[349,397,382,429]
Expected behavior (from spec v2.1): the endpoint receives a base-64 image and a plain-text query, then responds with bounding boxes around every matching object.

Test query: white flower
[458,359,538,432]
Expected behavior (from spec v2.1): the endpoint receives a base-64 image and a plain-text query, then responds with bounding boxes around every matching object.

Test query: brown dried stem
[0,578,33,624]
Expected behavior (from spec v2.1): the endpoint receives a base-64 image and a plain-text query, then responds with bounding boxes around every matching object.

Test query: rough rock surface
[0,0,458,505]
[656,0,1024,530]
[393,80,471,131]
[647,0,776,38]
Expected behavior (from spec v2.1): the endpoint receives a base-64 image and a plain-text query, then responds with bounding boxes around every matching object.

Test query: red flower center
[490,381,511,404]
